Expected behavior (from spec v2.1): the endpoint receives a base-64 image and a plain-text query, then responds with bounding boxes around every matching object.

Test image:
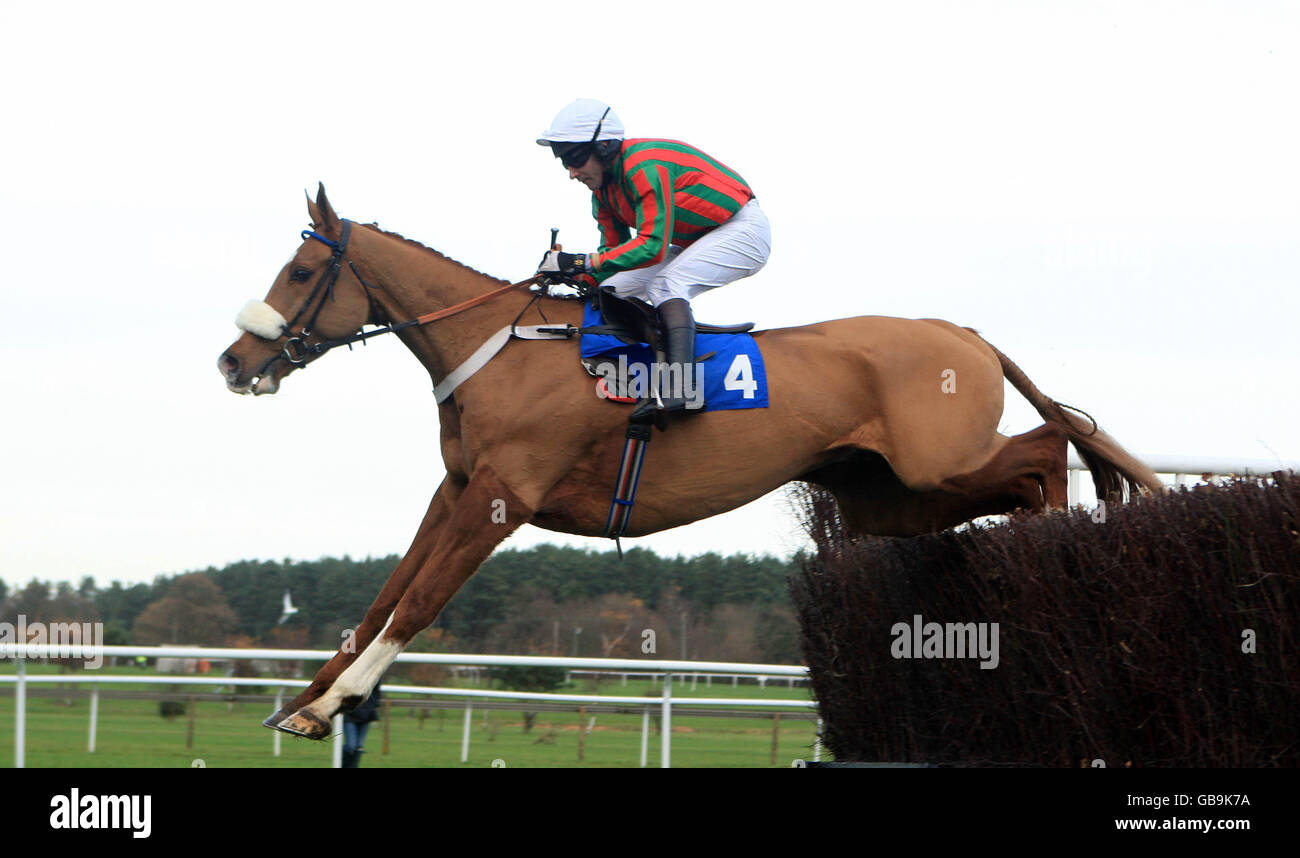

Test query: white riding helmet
[536,98,625,145]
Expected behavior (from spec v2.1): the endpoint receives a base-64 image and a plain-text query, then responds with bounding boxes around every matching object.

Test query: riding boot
[630,298,703,425]
[342,749,360,768]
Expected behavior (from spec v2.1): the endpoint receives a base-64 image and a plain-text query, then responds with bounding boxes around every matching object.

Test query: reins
[280,219,543,365]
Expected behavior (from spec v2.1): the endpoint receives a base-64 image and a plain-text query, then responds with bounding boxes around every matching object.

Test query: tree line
[0,545,805,664]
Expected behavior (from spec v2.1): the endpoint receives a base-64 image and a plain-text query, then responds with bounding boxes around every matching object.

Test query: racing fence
[791,469,1300,766]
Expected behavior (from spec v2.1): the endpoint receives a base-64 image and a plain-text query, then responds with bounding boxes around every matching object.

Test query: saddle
[583,287,754,356]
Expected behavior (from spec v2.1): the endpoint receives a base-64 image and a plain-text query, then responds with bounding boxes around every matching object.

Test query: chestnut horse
[219,186,1161,738]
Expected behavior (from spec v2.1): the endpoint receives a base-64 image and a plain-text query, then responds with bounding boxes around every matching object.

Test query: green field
[0,663,825,768]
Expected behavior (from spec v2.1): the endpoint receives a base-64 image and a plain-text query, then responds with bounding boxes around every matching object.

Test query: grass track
[0,663,825,768]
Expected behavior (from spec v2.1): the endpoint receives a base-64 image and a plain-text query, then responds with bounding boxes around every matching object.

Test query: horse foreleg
[264,476,463,731]
[275,466,532,739]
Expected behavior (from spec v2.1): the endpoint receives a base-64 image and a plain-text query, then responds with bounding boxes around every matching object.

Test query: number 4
[724,354,758,399]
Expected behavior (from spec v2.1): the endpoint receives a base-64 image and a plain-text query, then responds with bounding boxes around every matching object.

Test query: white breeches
[603,199,771,307]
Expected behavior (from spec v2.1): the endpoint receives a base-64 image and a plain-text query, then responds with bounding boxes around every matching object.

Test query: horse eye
[290,267,311,282]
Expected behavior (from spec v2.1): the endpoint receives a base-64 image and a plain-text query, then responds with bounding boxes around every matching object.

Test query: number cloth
[579,301,770,412]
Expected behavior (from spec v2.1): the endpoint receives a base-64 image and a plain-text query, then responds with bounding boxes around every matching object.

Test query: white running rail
[0,645,815,770]
[1066,453,1299,505]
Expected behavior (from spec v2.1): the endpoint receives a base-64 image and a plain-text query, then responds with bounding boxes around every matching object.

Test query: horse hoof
[275,708,332,740]
[262,708,294,730]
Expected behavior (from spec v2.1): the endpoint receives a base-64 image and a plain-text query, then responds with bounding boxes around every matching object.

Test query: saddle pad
[579,301,770,412]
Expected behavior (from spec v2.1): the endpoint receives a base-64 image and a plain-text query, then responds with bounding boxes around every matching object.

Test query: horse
[218,185,1162,738]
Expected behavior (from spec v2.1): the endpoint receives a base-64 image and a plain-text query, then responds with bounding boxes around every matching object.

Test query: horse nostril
[220,352,240,377]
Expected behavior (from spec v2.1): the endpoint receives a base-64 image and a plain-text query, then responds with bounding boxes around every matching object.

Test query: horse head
[218,184,376,395]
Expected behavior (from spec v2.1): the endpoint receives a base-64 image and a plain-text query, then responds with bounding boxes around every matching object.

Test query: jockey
[536,98,771,422]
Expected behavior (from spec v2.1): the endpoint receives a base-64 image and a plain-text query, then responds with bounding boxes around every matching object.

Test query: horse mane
[352,221,588,309]
[355,222,512,287]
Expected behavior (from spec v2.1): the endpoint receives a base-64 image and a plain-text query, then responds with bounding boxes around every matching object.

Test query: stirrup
[629,382,698,431]
[629,395,670,430]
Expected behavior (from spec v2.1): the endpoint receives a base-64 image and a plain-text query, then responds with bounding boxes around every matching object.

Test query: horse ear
[306,188,322,228]
[308,182,339,233]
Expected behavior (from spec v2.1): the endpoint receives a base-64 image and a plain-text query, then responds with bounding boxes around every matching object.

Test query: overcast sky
[1,1,1296,590]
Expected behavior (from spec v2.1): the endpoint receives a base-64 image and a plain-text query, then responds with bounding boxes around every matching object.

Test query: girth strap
[602,422,653,555]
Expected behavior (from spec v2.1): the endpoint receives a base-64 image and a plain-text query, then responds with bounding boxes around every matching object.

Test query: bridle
[278,219,363,365]
[273,219,543,367]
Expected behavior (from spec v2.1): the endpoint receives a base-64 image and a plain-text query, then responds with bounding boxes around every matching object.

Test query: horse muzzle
[221,300,299,394]
[219,344,292,396]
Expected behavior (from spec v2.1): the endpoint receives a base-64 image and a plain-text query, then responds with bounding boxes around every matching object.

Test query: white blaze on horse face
[235,300,288,341]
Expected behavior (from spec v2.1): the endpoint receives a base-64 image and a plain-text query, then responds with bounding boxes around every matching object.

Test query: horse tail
[968,329,1164,501]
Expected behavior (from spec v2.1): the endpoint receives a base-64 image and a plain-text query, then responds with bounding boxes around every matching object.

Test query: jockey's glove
[537,250,591,276]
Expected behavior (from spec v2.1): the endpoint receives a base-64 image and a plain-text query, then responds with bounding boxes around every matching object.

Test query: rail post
[460,701,472,763]
[15,656,26,768]
[272,688,283,757]
[88,684,99,753]
[660,672,672,768]
[332,713,343,767]
[640,706,650,768]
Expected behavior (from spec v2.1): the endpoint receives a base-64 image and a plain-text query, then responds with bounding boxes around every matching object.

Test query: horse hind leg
[807,424,1068,538]
[802,451,994,537]
[1036,423,1070,508]
[1011,421,1069,509]
[938,422,1070,516]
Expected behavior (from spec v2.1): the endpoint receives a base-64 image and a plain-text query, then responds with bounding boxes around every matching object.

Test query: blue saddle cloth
[578,301,770,412]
